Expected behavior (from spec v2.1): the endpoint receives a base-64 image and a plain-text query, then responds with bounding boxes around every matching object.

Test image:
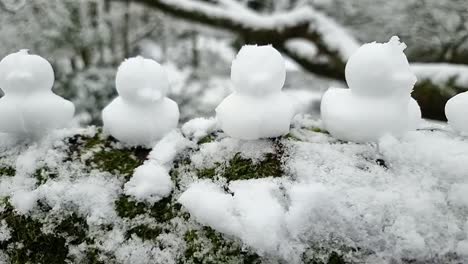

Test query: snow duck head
[345,36,417,97]
[115,56,169,104]
[0,49,54,94]
[231,45,286,96]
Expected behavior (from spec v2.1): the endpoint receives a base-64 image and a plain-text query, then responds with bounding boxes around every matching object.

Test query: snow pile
[178,116,468,262]
[179,179,288,255]
[181,117,217,142]
[124,131,192,203]
[445,91,468,135]
[216,45,295,140]
[411,63,468,89]
[0,50,75,138]
[321,36,421,143]
[102,56,179,147]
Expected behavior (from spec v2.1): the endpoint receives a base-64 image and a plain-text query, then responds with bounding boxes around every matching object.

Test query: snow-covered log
[0,116,467,263]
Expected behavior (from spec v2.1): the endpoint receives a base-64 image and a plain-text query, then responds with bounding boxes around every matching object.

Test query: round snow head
[345,36,416,97]
[0,50,54,94]
[231,45,286,96]
[116,56,169,104]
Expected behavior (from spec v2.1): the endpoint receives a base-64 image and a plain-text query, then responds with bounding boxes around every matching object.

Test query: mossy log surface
[0,127,349,264]
[0,123,465,264]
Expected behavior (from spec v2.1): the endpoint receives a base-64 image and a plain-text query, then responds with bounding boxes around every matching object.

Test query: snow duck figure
[216,45,295,140]
[102,56,179,147]
[320,36,421,143]
[0,50,75,139]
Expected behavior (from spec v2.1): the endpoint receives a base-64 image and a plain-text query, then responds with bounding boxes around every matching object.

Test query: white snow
[181,117,217,142]
[10,189,38,214]
[445,91,468,135]
[411,63,468,89]
[179,179,288,255]
[285,39,318,60]
[102,56,180,147]
[321,36,422,143]
[147,130,192,167]
[36,175,121,225]
[0,50,75,138]
[216,45,295,140]
[176,114,468,262]
[124,131,192,203]
[124,163,173,204]
[0,220,11,242]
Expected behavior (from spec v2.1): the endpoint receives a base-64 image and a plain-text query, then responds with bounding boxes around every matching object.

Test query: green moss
[115,195,180,222]
[0,166,15,177]
[308,127,328,134]
[412,78,465,121]
[198,152,283,182]
[83,247,106,264]
[54,212,88,245]
[67,131,150,180]
[126,225,162,241]
[0,202,69,264]
[34,168,58,185]
[182,227,260,264]
[90,148,143,180]
[197,134,216,145]
[284,133,301,141]
[302,243,357,264]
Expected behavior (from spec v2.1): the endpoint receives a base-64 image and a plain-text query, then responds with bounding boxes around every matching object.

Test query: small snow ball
[0,50,75,137]
[216,45,295,140]
[445,91,468,136]
[102,56,179,147]
[321,36,421,143]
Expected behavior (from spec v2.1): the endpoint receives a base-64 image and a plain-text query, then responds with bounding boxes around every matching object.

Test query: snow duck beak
[138,87,162,102]
[6,71,33,91]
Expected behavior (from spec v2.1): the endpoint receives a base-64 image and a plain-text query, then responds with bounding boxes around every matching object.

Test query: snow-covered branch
[111,0,360,79]
[411,63,468,89]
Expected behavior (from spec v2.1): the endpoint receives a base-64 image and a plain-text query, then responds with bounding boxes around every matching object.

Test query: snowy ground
[0,116,466,263]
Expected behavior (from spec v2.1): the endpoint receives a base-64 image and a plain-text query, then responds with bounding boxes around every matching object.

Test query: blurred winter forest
[1,0,468,125]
